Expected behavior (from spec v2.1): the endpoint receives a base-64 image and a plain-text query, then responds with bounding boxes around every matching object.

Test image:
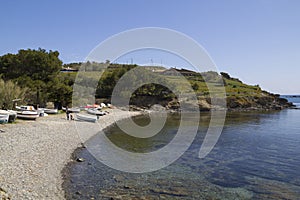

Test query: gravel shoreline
[0,109,140,199]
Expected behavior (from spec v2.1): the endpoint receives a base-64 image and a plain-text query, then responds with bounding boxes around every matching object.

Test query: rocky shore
[129,94,294,113]
[0,109,140,199]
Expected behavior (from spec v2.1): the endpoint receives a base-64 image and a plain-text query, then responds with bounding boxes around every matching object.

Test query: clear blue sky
[1,0,300,94]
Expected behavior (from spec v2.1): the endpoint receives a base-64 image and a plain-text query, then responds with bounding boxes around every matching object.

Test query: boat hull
[38,108,58,114]
[0,114,9,124]
[76,113,97,122]
[62,107,80,113]
[17,111,39,120]
[44,109,58,114]
[87,109,106,116]
[8,111,17,123]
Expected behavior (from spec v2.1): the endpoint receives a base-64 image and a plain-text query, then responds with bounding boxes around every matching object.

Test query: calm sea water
[281,95,300,107]
[63,97,300,199]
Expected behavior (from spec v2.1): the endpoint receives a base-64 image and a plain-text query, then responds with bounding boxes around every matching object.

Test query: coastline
[0,109,141,199]
[0,105,294,199]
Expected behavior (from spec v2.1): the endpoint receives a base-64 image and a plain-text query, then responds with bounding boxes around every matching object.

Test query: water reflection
[63,109,300,199]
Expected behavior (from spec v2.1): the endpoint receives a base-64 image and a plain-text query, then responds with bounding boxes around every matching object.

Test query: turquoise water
[63,101,300,199]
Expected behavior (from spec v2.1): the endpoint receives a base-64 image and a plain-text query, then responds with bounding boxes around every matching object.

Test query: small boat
[100,103,107,108]
[84,104,101,109]
[17,110,39,120]
[38,108,58,114]
[0,110,17,123]
[0,111,9,124]
[87,108,106,116]
[76,113,97,122]
[16,106,39,120]
[8,110,17,122]
[44,108,58,114]
[37,109,44,116]
[62,107,80,113]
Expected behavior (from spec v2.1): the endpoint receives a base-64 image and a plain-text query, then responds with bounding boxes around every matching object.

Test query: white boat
[107,103,112,108]
[37,109,44,116]
[17,110,39,120]
[16,105,35,110]
[44,108,58,114]
[0,112,9,124]
[16,106,39,120]
[87,108,106,116]
[38,108,58,114]
[62,107,80,113]
[0,110,17,123]
[100,103,107,108]
[76,113,97,122]
[8,110,17,122]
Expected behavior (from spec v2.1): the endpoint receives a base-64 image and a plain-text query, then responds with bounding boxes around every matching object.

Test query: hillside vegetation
[0,48,292,111]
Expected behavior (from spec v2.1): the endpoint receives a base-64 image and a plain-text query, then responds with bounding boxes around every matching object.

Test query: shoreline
[0,109,141,199]
[0,107,294,199]
[130,105,294,113]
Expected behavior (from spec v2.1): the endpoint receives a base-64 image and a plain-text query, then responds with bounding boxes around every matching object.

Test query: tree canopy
[0,48,73,107]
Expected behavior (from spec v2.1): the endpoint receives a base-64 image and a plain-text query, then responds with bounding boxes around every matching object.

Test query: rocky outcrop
[225,95,293,111]
[130,94,293,112]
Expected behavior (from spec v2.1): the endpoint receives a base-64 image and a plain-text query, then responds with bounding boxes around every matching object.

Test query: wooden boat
[76,113,97,122]
[87,108,106,116]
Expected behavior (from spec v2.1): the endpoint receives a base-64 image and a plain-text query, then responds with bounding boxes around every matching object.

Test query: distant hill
[83,64,293,111]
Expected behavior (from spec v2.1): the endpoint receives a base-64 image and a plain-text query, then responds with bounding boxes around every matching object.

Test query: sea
[63,95,300,199]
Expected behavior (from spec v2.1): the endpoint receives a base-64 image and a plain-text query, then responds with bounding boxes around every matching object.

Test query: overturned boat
[62,107,80,113]
[87,108,106,116]
[38,108,58,114]
[76,113,97,123]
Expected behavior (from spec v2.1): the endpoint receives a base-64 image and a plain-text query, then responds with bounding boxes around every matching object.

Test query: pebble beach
[0,109,140,200]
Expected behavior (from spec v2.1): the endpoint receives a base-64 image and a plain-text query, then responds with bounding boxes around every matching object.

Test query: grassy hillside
[92,65,291,111]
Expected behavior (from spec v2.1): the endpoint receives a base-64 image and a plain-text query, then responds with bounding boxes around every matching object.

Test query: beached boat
[17,110,39,120]
[100,103,107,108]
[0,112,9,124]
[62,107,80,113]
[38,108,58,114]
[87,108,106,116]
[8,110,17,122]
[16,106,39,120]
[84,104,101,109]
[76,113,97,122]
[44,108,58,114]
[37,109,44,116]
[0,110,17,123]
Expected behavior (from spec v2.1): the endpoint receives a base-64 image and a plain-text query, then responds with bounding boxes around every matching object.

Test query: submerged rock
[76,157,85,162]
[0,188,11,200]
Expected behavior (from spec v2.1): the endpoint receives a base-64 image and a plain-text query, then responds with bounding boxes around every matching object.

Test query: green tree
[0,48,63,105]
[0,78,27,109]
